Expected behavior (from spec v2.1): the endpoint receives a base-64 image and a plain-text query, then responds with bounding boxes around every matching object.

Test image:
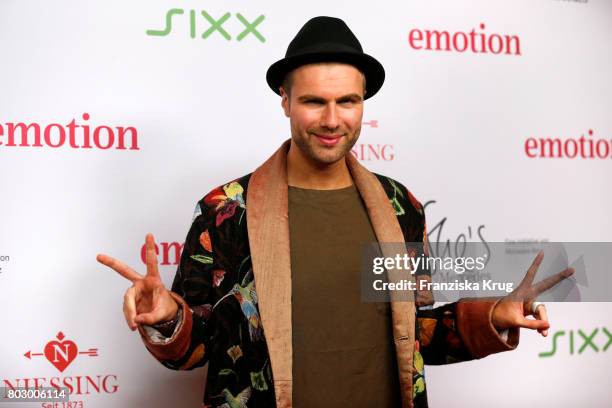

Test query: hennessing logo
[351,119,395,161]
[524,129,611,159]
[2,331,119,404]
[408,23,521,55]
[0,113,139,150]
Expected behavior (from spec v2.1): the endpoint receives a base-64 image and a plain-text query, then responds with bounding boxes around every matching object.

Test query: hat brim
[266,50,385,100]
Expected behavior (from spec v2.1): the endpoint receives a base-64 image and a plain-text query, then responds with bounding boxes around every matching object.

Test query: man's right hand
[97,233,179,331]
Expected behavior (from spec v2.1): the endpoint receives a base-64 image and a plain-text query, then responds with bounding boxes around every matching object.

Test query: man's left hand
[491,251,575,337]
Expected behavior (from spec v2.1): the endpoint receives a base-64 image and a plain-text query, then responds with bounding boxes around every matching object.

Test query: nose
[320,103,339,130]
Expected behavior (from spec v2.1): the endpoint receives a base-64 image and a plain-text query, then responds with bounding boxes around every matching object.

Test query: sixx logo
[147,8,266,42]
[524,129,612,159]
[141,240,184,266]
[4,331,119,405]
[408,23,521,55]
[539,326,611,357]
[24,332,98,373]
[351,119,395,161]
[0,113,139,151]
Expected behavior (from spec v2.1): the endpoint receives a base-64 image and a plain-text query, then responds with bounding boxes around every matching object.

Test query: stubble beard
[291,126,361,166]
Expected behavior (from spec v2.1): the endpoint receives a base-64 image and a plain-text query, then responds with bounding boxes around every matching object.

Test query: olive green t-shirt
[289,184,400,407]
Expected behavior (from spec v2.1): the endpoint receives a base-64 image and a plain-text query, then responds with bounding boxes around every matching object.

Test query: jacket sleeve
[137,201,218,371]
[399,183,520,364]
[417,299,519,365]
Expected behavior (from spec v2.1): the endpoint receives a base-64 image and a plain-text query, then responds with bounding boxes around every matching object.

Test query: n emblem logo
[24,331,99,372]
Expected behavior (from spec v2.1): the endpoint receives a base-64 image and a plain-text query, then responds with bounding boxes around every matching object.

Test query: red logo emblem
[24,331,98,372]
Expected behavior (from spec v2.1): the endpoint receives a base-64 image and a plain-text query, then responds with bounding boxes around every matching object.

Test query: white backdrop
[1,0,611,407]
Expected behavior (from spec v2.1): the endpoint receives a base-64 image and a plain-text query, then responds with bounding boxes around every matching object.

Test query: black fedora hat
[266,16,385,99]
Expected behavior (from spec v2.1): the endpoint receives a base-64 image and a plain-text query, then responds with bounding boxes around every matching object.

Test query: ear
[279,87,290,118]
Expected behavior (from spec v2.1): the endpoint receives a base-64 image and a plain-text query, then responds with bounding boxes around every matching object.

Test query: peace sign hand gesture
[97,233,179,331]
[491,251,575,337]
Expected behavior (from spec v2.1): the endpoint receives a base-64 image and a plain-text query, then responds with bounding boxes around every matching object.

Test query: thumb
[134,309,163,325]
[134,292,163,325]
[518,317,550,331]
[135,290,178,325]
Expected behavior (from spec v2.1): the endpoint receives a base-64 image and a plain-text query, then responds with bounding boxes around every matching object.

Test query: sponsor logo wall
[1,1,610,407]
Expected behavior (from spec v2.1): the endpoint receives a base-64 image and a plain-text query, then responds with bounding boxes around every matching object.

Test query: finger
[97,253,142,282]
[518,251,544,288]
[135,288,177,325]
[134,311,161,325]
[134,294,163,325]
[123,286,138,331]
[145,233,160,279]
[532,267,575,297]
[534,304,549,336]
[517,315,550,331]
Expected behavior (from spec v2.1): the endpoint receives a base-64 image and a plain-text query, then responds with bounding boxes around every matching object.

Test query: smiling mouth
[313,133,343,146]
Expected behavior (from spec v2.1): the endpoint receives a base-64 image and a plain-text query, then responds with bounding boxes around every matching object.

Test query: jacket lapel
[346,153,416,408]
[246,139,415,408]
[246,140,293,408]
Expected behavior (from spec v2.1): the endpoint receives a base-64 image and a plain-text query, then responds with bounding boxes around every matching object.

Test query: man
[97,17,573,408]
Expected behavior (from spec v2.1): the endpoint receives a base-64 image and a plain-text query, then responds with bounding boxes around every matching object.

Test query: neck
[287,139,353,190]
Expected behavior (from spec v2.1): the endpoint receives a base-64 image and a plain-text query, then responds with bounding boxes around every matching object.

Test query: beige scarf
[246,139,418,408]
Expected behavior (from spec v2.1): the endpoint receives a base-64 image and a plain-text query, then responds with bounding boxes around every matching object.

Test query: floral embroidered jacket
[138,140,519,408]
